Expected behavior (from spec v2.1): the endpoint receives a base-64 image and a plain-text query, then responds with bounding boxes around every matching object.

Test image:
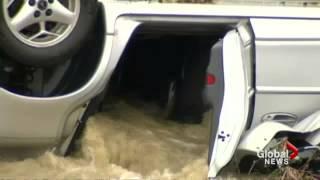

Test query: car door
[206,22,255,178]
[207,18,320,178]
[250,18,320,128]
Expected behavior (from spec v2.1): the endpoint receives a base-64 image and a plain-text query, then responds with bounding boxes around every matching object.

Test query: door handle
[262,112,298,124]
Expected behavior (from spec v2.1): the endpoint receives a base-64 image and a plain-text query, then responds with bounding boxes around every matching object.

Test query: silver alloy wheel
[3,0,80,48]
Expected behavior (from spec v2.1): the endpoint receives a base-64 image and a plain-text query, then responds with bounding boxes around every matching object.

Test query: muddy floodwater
[0,99,211,179]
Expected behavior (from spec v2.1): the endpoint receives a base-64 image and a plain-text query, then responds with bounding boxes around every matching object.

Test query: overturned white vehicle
[0,0,319,178]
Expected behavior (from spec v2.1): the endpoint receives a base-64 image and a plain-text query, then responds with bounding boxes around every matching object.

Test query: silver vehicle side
[0,1,320,178]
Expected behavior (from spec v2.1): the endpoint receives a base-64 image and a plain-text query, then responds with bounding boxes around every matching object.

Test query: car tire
[0,0,98,67]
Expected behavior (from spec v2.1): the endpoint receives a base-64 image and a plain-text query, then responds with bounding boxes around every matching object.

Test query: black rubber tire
[0,0,98,67]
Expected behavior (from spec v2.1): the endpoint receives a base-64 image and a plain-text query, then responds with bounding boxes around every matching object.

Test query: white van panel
[251,18,320,40]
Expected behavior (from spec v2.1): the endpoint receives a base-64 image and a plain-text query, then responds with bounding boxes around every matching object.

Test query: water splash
[0,100,210,179]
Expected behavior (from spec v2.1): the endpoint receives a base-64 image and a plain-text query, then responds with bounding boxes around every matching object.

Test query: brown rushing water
[0,100,211,179]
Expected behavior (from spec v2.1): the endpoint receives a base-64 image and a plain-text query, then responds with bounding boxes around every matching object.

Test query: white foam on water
[0,100,210,180]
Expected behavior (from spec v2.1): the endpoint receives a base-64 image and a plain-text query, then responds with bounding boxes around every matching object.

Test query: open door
[207,24,254,178]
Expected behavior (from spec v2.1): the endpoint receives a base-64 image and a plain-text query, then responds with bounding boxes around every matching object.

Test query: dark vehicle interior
[106,22,236,123]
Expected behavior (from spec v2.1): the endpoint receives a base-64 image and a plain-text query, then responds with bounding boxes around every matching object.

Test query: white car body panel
[98,1,320,34]
[238,121,294,153]
[307,130,320,146]
[239,111,320,154]
[208,30,250,178]
[294,110,320,132]
[251,18,320,40]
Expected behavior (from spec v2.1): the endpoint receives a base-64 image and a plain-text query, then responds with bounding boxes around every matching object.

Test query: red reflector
[207,74,216,85]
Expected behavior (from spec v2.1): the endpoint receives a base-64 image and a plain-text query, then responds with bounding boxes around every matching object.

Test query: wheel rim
[3,0,80,48]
